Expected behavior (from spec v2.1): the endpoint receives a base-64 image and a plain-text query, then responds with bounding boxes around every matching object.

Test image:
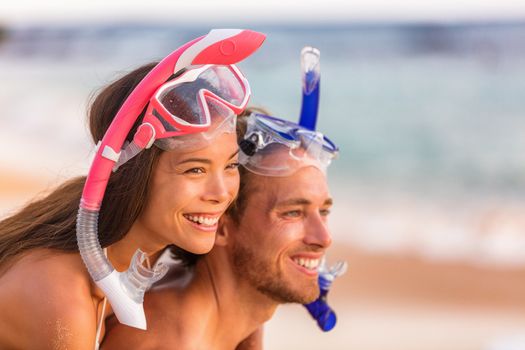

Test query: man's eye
[184,167,205,174]
[283,210,302,218]
[320,209,331,216]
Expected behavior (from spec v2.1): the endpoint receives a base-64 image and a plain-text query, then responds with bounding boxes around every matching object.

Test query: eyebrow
[276,197,333,207]
[177,150,239,165]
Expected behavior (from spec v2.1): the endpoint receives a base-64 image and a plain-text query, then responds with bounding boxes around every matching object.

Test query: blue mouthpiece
[298,47,320,131]
[304,274,337,332]
[304,297,337,331]
[303,259,347,332]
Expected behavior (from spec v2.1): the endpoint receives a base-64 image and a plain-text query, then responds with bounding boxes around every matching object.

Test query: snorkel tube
[77,29,265,330]
[295,46,348,331]
[298,47,321,131]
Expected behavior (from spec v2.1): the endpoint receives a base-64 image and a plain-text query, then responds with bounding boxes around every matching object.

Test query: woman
[0,29,264,349]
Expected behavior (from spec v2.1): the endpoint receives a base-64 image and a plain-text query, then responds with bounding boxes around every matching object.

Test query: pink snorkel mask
[77,29,265,330]
[114,63,251,167]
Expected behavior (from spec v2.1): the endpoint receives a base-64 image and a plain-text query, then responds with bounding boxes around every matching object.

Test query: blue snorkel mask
[239,113,338,176]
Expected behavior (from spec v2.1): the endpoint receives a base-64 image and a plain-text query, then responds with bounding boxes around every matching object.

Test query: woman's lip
[184,216,219,232]
[183,212,223,219]
[290,252,324,260]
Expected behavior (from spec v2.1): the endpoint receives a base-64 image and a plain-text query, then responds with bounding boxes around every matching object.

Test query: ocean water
[1,22,525,266]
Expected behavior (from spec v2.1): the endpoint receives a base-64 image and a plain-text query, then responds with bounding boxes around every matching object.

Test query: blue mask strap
[298,47,320,131]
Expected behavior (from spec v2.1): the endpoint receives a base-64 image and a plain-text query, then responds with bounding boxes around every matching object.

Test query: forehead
[158,132,238,165]
[248,166,330,208]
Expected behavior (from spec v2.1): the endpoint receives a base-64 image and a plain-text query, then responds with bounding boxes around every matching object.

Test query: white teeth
[293,258,320,270]
[185,215,219,226]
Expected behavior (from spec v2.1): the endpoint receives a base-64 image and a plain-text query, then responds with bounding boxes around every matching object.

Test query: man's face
[228,166,333,304]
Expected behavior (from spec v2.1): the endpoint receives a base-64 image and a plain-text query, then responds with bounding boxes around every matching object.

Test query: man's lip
[288,257,319,277]
[289,252,324,260]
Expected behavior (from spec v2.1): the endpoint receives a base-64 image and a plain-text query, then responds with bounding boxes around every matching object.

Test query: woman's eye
[226,162,240,170]
[184,167,205,174]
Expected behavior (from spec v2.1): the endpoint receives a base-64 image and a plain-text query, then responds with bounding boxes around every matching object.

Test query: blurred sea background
[1,2,525,349]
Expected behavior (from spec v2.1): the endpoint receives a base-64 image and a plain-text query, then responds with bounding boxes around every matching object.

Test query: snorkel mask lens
[239,113,338,176]
[144,64,249,149]
[155,98,237,151]
[291,129,338,167]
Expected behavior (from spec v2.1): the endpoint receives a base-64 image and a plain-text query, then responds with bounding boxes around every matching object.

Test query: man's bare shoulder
[147,266,217,329]
[101,287,194,349]
[0,250,97,349]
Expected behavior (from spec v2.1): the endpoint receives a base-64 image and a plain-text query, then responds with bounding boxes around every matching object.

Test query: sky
[1,0,525,25]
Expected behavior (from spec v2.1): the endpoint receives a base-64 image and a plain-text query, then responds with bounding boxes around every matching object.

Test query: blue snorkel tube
[298,47,321,131]
[298,46,348,332]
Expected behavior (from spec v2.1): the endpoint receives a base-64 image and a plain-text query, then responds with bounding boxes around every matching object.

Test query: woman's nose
[203,172,235,204]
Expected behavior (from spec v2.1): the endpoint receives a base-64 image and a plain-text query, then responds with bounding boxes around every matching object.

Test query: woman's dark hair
[226,106,271,223]
[0,62,164,272]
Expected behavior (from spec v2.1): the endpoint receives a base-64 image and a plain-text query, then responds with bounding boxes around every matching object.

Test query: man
[101,110,339,349]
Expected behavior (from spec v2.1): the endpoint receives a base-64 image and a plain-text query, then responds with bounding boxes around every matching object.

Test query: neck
[106,220,165,272]
[194,247,278,347]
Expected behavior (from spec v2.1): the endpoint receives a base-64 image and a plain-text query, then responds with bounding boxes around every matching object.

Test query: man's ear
[215,214,234,247]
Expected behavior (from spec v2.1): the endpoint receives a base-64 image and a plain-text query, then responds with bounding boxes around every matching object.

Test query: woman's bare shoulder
[0,249,91,292]
[0,249,97,349]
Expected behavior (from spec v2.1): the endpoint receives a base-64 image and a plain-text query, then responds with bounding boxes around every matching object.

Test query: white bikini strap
[94,248,109,350]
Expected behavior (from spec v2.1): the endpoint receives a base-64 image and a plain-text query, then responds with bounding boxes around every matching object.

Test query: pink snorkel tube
[77,29,265,330]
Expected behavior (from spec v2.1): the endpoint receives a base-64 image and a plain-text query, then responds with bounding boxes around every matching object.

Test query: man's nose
[304,212,332,248]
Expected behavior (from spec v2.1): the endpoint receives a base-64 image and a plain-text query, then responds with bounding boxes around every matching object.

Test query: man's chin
[283,291,319,305]
[301,288,321,304]
[261,281,320,304]
[295,285,321,304]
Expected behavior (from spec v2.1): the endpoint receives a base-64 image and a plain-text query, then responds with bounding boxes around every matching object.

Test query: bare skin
[0,132,240,349]
[102,166,333,350]
[0,251,100,349]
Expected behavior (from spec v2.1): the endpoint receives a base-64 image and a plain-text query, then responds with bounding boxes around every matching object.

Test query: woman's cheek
[227,172,241,196]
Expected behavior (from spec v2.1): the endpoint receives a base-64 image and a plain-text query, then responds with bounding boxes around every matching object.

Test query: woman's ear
[214,215,233,247]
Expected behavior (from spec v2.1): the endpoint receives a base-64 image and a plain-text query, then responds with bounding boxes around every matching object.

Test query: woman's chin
[176,231,217,255]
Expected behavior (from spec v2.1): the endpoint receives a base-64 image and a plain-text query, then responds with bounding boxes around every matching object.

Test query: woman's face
[135,131,240,254]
